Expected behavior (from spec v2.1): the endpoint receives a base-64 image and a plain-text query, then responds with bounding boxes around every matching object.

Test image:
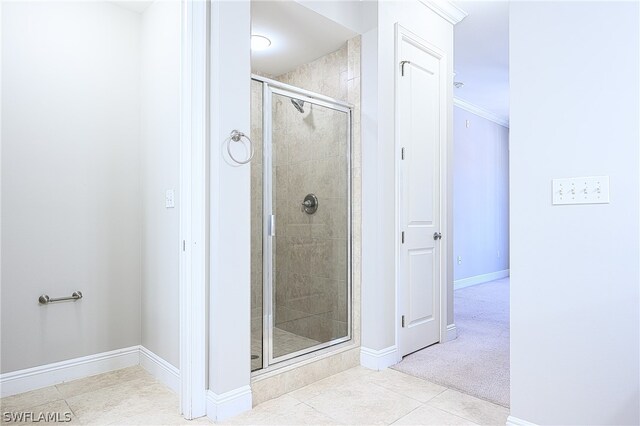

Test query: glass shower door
[265,83,352,365]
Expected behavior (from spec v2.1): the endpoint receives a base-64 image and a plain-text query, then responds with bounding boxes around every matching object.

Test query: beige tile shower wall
[250,80,264,368]
[347,35,362,350]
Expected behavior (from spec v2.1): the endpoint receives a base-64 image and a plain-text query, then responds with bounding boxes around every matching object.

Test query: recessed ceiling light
[454,81,464,89]
[251,35,271,51]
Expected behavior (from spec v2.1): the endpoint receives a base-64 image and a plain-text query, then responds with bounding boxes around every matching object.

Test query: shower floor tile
[273,327,320,358]
[251,327,320,371]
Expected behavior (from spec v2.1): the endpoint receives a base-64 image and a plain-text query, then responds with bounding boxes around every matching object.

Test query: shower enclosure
[251,75,352,371]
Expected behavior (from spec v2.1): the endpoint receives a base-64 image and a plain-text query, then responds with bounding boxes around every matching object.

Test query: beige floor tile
[182,416,216,425]
[288,366,374,402]
[56,367,152,399]
[392,405,478,425]
[66,379,177,425]
[427,390,509,426]
[251,395,302,413]
[223,395,338,425]
[1,399,78,426]
[0,386,63,413]
[122,403,209,425]
[365,369,447,403]
[1,364,511,426]
[305,380,421,425]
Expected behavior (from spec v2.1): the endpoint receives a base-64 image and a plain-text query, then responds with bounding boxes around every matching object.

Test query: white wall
[1,2,142,372]
[295,0,377,34]
[453,107,509,282]
[140,0,181,370]
[510,1,639,424]
[208,0,252,411]
[1,0,181,375]
[360,1,455,354]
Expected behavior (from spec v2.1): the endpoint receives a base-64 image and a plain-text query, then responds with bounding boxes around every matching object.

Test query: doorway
[393,0,511,409]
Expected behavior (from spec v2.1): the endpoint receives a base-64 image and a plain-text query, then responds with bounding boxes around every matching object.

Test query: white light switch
[165,190,175,208]
[552,176,609,205]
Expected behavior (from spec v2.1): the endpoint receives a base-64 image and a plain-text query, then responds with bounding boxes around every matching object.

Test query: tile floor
[0,367,208,426]
[1,365,509,425]
[226,367,509,425]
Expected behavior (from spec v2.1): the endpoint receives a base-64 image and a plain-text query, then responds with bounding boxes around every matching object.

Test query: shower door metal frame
[252,74,353,371]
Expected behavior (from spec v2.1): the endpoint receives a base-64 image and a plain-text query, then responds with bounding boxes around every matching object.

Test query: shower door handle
[269,215,276,237]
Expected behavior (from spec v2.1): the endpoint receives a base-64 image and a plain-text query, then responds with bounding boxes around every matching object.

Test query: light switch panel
[552,176,609,205]
[165,189,175,208]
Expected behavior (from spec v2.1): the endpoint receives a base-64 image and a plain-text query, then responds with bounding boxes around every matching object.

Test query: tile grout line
[391,366,510,410]
[300,401,342,425]
[300,400,345,425]
[367,370,448,405]
[424,389,505,426]
[386,404,424,425]
[62,397,79,421]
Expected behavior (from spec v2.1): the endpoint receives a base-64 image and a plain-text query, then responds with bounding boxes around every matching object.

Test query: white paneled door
[397,28,445,357]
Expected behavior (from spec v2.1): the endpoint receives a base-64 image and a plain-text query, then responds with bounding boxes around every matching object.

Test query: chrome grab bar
[39,291,83,305]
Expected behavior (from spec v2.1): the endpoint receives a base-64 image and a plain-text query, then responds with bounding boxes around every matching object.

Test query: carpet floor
[392,277,510,407]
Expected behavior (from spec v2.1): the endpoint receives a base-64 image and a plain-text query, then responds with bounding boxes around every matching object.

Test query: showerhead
[291,98,305,114]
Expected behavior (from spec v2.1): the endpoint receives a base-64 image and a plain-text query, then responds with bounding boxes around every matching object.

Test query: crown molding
[419,1,468,25]
[454,97,510,128]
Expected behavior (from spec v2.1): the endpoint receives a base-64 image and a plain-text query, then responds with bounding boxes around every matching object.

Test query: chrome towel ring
[227,130,254,165]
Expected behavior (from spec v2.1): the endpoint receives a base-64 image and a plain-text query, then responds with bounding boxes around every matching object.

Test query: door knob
[433,232,442,240]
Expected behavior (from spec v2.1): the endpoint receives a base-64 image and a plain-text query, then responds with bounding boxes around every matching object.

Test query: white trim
[0,347,139,398]
[360,346,399,371]
[506,415,538,426]
[454,269,510,290]
[444,323,457,342]
[419,0,468,25]
[179,0,208,419]
[205,387,252,422]
[0,347,181,399]
[454,97,510,128]
[139,346,180,395]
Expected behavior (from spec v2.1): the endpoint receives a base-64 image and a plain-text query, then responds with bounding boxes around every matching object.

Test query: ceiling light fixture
[251,35,271,51]
[454,81,464,89]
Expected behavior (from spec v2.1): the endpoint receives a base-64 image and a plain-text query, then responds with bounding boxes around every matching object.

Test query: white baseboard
[0,346,140,398]
[206,386,252,422]
[0,346,180,398]
[444,324,457,342]
[139,346,180,394]
[454,269,510,290]
[506,415,537,426]
[360,346,399,371]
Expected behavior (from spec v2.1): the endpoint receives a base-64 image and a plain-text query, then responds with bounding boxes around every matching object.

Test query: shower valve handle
[301,194,319,214]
